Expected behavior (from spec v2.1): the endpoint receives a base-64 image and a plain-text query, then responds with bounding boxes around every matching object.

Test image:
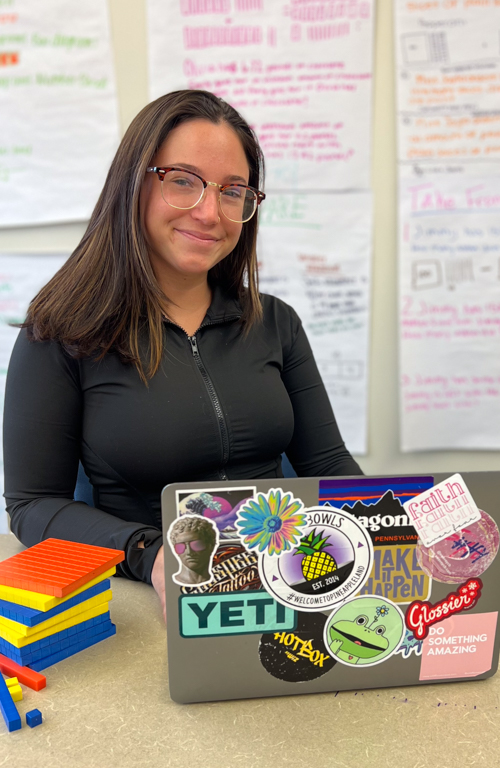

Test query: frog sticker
[324,596,405,667]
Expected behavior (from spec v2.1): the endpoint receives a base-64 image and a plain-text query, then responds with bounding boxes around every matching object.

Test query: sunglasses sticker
[324,596,405,667]
[259,505,373,613]
[167,514,219,587]
[259,612,336,683]
[176,486,257,543]
[180,544,262,595]
[235,488,307,557]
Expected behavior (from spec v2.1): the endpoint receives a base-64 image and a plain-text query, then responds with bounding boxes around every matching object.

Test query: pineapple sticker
[260,506,374,613]
[295,529,337,582]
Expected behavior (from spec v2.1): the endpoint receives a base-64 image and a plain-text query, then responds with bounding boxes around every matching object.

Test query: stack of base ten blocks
[0,538,124,731]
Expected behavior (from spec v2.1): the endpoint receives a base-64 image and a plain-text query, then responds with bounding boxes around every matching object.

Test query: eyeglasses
[146,166,265,223]
[174,539,207,555]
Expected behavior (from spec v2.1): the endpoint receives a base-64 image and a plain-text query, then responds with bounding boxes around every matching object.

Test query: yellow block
[9,684,22,702]
[5,677,18,687]
[0,590,112,639]
[0,567,116,611]
[0,601,109,648]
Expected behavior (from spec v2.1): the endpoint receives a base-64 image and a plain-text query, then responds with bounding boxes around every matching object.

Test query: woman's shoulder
[8,327,80,382]
[259,291,303,330]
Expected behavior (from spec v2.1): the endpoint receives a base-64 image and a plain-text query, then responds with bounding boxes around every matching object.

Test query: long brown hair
[24,90,265,381]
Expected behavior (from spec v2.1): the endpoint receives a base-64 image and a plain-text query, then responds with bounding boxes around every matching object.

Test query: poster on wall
[0,0,120,227]
[395,0,500,180]
[0,253,68,533]
[147,0,374,190]
[395,0,500,451]
[258,191,372,454]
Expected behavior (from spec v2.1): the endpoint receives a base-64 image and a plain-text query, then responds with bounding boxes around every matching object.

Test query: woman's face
[140,118,250,286]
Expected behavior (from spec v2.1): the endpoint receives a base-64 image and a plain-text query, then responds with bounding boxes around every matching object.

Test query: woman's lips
[176,229,220,244]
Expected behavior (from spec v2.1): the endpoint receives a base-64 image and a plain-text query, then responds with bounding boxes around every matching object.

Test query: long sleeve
[279,309,363,478]
[3,330,162,583]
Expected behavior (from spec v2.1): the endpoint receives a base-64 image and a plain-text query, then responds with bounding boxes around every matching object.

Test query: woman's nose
[191,185,220,225]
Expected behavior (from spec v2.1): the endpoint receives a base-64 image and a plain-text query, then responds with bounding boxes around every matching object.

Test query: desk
[0,533,499,767]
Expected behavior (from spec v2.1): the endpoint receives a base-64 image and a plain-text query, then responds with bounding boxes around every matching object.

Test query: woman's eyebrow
[169,162,248,185]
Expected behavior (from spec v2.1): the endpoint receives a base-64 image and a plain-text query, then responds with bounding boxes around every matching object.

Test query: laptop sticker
[235,488,307,556]
[167,515,219,587]
[405,578,483,641]
[416,509,500,584]
[395,628,423,659]
[419,612,498,681]
[259,613,336,682]
[180,544,262,594]
[259,506,373,612]
[319,477,434,605]
[176,486,257,542]
[403,474,482,548]
[324,596,405,667]
[178,590,297,638]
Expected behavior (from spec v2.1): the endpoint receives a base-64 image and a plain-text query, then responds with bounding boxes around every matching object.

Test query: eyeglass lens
[174,539,207,555]
[160,169,257,223]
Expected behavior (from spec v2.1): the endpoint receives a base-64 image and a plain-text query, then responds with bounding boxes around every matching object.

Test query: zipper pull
[189,335,199,356]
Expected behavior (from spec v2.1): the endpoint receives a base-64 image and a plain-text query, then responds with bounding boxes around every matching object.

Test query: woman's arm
[3,329,163,584]
[279,309,364,477]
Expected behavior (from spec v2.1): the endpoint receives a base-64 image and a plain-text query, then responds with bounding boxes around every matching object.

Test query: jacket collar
[203,284,242,325]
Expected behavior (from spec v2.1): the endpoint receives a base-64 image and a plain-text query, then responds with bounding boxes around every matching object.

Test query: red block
[0,539,124,597]
[0,654,46,691]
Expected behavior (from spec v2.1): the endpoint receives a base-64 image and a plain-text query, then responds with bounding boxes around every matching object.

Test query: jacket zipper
[188,330,230,481]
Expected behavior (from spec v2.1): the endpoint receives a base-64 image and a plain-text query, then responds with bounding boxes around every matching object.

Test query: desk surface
[1,533,499,768]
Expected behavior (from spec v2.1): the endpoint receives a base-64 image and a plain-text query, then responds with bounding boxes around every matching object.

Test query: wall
[0,0,498,476]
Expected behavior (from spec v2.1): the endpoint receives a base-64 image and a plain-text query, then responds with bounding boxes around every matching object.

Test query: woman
[3,90,362,619]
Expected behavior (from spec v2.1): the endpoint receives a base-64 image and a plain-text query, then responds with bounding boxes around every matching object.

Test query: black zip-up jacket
[3,288,362,583]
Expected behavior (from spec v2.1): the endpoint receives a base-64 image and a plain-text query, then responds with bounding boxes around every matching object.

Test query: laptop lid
[161,473,500,703]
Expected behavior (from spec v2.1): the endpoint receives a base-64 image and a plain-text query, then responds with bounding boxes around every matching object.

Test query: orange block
[0,539,124,598]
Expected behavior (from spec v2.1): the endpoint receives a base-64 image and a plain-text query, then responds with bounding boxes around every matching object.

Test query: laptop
[161,472,500,703]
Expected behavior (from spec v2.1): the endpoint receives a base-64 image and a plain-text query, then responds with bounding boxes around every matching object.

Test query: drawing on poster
[259,506,373,612]
[259,612,335,683]
[176,486,256,541]
[236,488,306,556]
[324,596,405,667]
[167,515,219,587]
[416,509,500,584]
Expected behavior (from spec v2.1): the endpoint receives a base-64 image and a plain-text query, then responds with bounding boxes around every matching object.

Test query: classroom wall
[0,0,498,475]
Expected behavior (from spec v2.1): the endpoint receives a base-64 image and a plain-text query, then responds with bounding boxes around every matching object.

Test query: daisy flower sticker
[236,489,306,556]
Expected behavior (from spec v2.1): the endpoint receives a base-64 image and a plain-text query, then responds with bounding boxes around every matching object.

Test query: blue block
[0,613,112,666]
[29,623,116,672]
[0,673,21,732]
[0,579,111,627]
[26,709,43,728]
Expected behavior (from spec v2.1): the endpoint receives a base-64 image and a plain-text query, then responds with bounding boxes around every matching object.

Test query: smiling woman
[3,90,362,620]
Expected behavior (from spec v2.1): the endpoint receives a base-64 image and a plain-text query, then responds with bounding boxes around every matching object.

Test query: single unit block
[8,684,22,702]
[5,677,18,687]
[0,654,46,691]
[0,539,124,597]
[0,568,116,612]
[0,673,21,732]
[26,708,42,728]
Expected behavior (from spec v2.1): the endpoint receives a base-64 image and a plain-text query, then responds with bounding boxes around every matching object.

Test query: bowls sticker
[259,506,373,612]
[324,596,405,667]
